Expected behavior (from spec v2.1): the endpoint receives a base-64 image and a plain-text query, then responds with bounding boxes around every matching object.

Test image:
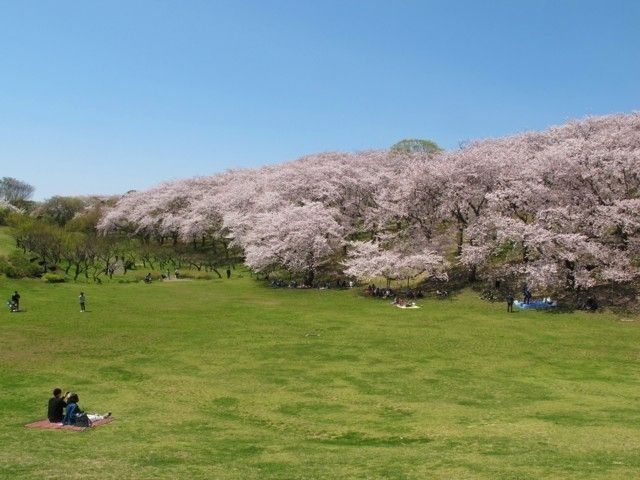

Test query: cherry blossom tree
[243,202,345,284]
[344,241,448,286]
[97,112,640,304]
[460,113,640,300]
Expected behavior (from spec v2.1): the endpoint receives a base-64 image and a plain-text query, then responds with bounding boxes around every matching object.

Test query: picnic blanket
[25,417,114,432]
[395,304,421,309]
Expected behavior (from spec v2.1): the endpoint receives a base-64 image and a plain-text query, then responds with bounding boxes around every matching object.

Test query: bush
[0,257,16,278]
[0,251,42,278]
[0,208,9,226]
[43,273,66,283]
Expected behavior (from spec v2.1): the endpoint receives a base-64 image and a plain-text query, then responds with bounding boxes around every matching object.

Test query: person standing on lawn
[79,292,86,312]
[506,293,514,312]
[11,291,20,311]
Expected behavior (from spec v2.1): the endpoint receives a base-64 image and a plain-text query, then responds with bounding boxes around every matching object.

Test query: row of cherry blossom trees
[98,113,640,303]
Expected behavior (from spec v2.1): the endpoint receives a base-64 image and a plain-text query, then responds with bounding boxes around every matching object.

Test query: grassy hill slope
[0,276,638,479]
[0,226,15,256]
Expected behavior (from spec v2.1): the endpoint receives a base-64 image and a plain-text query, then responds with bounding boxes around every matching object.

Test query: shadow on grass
[317,431,431,447]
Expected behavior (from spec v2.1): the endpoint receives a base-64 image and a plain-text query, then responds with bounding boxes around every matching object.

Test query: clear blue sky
[1,0,638,200]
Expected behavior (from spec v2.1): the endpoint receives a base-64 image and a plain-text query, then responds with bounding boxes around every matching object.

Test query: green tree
[61,231,98,280]
[35,196,86,227]
[390,138,442,155]
[12,218,64,273]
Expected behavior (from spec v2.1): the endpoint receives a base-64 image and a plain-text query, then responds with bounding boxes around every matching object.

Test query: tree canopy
[390,138,442,155]
[96,113,640,305]
[0,177,35,206]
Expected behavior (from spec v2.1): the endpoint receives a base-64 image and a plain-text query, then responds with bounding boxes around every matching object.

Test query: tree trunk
[74,263,82,281]
[305,269,315,286]
[456,227,464,256]
[468,265,477,282]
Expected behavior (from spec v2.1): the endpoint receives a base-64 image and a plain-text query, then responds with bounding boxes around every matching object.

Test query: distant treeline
[1,114,638,306]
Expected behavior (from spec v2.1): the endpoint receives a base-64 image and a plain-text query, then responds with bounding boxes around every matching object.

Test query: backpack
[75,413,92,428]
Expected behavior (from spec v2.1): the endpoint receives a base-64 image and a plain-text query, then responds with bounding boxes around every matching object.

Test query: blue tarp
[514,299,557,310]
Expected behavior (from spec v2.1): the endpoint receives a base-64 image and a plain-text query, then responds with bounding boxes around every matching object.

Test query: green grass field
[0,226,16,256]
[0,274,639,479]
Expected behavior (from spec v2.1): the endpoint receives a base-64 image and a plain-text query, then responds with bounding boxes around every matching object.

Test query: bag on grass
[75,413,92,428]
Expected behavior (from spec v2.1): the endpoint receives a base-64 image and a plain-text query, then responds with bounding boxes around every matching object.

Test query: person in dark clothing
[506,294,514,312]
[11,291,20,311]
[47,388,67,423]
[522,284,532,304]
[585,296,598,310]
[226,268,231,279]
[63,393,83,425]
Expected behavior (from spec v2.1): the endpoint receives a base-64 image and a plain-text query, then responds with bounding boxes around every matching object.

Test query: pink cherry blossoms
[98,112,640,300]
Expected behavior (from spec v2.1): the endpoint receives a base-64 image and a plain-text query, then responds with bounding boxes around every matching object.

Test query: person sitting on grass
[47,388,67,423]
[63,393,83,425]
[63,393,111,426]
[392,296,407,307]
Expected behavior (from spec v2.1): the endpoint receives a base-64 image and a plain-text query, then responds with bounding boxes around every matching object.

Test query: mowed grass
[0,275,639,479]
[0,226,16,256]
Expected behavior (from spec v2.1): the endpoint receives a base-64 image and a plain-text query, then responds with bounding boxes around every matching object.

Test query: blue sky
[1,0,638,200]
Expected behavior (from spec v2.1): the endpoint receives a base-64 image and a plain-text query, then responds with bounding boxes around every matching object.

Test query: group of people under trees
[362,280,561,314]
[270,279,354,289]
[144,270,181,283]
[365,284,426,300]
[47,388,110,426]
[392,296,418,308]
[505,285,565,312]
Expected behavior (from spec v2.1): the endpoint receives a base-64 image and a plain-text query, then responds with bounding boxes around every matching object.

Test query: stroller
[6,299,17,312]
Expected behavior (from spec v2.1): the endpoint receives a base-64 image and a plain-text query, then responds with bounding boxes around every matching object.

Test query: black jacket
[47,396,66,423]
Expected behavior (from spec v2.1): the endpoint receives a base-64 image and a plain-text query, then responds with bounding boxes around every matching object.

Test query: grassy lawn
[0,226,16,256]
[0,275,639,479]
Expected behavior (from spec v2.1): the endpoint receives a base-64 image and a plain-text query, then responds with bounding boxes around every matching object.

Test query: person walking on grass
[79,292,86,312]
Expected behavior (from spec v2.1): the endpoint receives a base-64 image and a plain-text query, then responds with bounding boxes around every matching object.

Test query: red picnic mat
[25,417,114,432]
